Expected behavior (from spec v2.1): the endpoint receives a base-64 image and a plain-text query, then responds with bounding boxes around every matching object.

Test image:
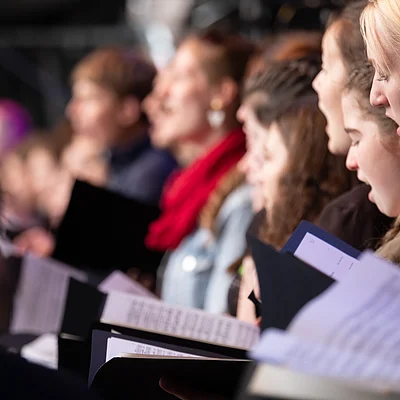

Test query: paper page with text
[246,363,397,400]
[294,233,359,281]
[98,270,157,299]
[252,329,400,393]
[286,252,400,364]
[11,254,88,334]
[21,333,58,370]
[0,237,18,257]
[106,337,202,362]
[101,292,259,350]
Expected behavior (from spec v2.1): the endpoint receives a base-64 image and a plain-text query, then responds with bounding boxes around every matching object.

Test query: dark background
[0,0,346,129]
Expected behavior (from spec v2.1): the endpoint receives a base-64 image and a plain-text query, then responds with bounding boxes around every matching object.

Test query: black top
[106,135,177,205]
[317,184,393,251]
[0,350,101,399]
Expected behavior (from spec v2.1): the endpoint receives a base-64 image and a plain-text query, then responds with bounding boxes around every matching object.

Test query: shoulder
[218,184,253,216]
[318,184,393,250]
[136,147,177,171]
[321,184,373,213]
[216,184,253,230]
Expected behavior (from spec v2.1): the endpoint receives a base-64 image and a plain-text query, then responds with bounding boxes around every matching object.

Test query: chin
[327,140,340,156]
[149,133,168,150]
[376,202,399,218]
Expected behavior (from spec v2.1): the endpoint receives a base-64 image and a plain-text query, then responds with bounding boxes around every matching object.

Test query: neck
[173,120,240,167]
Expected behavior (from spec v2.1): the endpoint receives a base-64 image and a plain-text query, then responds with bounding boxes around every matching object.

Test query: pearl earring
[207,99,225,129]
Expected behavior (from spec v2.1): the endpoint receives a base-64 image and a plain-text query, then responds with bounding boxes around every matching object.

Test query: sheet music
[247,363,392,400]
[10,254,87,334]
[294,233,359,281]
[252,252,400,391]
[98,270,157,299]
[101,292,259,350]
[106,337,201,362]
[253,329,400,392]
[0,237,18,257]
[21,333,58,370]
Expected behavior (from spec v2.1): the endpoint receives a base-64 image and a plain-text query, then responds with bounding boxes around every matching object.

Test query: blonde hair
[360,0,400,74]
[376,216,400,264]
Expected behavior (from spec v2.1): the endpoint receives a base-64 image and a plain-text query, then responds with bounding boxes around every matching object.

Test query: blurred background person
[236,56,354,324]
[66,47,177,204]
[145,30,257,313]
[0,99,32,157]
[0,120,71,236]
[313,0,393,250]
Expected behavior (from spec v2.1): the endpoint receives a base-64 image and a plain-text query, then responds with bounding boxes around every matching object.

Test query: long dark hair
[244,57,355,249]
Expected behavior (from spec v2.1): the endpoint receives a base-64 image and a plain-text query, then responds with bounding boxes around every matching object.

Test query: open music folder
[281,220,360,281]
[242,250,400,399]
[57,279,259,395]
[89,328,249,399]
[249,235,335,332]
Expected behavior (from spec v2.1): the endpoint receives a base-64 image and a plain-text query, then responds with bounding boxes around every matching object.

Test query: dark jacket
[0,350,100,400]
[106,136,177,204]
[317,184,393,251]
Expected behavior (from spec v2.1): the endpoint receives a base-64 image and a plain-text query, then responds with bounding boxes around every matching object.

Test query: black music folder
[52,180,163,275]
[58,279,255,379]
[91,340,248,400]
[248,236,335,332]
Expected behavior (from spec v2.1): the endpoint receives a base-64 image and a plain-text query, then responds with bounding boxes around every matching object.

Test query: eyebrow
[344,127,360,135]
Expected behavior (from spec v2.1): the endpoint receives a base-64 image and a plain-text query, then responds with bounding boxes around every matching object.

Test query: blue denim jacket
[161,184,253,314]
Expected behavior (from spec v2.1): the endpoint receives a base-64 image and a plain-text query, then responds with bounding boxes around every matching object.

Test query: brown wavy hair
[244,57,355,249]
[71,47,156,123]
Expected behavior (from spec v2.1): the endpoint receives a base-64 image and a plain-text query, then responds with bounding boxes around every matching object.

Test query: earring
[207,98,225,129]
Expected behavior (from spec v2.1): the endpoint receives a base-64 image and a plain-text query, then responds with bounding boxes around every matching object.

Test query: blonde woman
[360,0,400,262]
[361,0,400,131]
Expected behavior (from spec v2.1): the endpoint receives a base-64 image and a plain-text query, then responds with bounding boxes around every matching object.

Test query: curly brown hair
[244,57,355,249]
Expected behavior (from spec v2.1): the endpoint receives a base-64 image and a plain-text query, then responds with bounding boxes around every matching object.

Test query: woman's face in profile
[147,40,216,151]
[237,94,267,212]
[312,26,351,156]
[343,88,400,218]
[237,95,289,214]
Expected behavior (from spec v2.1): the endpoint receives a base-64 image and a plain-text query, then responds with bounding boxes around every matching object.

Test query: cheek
[388,83,400,113]
[174,85,209,115]
[258,165,279,197]
[92,102,117,125]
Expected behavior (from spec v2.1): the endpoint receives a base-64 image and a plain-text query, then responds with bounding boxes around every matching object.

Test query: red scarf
[145,128,246,251]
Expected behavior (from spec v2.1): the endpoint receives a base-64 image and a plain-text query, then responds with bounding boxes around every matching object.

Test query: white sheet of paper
[294,233,359,281]
[106,337,201,362]
[252,252,400,391]
[0,237,18,257]
[252,329,400,392]
[21,333,58,370]
[101,291,259,350]
[10,254,88,334]
[247,362,392,400]
[289,252,400,361]
[98,270,157,299]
